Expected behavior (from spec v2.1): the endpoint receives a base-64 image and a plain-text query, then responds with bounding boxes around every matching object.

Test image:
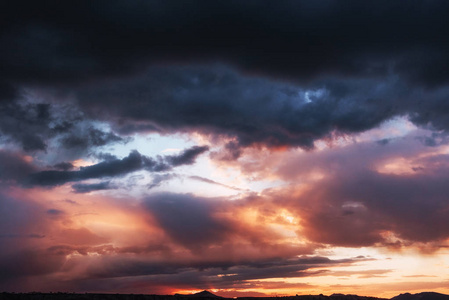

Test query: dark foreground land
[0,291,448,300]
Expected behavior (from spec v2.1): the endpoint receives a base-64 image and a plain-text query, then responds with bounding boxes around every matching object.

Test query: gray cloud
[67,66,399,150]
[60,127,124,150]
[0,150,36,182]
[0,101,52,151]
[147,174,177,190]
[269,137,449,247]
[48,254,365,294]
[52,162,74,171]
[0,99,125,159]
[72,181,115,194]
[189,175,244,191]
[165,146,209,166]
[143,193,230,251]
[26,146,209,187]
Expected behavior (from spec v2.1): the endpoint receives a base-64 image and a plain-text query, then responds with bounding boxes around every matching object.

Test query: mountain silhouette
[175,290,222,298]
[0,291,448,300]
[193,291,222,298]
[391,292,449,300]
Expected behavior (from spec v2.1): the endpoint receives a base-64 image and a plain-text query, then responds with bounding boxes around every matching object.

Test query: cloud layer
[26,146,209,186]
[3,1,449,87]
[2,1,449,297]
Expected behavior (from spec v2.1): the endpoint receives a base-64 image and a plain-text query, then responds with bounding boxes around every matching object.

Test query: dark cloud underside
[2,1,449,151]
[71,181,114,193]
[27,146,208,187]
[2,1,449,86]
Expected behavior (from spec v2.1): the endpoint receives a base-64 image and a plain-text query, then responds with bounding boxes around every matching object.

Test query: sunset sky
[2,1,449,297]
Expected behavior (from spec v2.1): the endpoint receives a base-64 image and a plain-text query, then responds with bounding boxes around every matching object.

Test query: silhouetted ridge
[193,291,222,298]
[174,290,222,298]
[0,291,448,300]
[391,292,449,300]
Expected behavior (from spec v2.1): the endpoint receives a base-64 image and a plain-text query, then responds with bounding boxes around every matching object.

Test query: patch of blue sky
[109,132,196,158]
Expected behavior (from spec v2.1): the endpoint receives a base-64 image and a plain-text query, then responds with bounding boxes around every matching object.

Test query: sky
[1,1,449,297]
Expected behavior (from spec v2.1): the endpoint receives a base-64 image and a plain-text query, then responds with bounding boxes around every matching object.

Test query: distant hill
[175,291,223,298]
[391,292,449,300]
[234,293,387,300]
[0,291,447,300]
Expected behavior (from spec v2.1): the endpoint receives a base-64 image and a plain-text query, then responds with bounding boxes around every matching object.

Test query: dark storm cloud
[65,254,363,292]
[0,101,52,151]
[2,1,449,152]
[71,66,404,150]
[3,1,449,87]
[52,162,74,171]
[27,146,208,187]
[0,249,65,283]
[27,150,148,186]
[52,61,449,153]
[143,193,229,251]
[0,82,18,103]
[0,150,36,182]
[0,98,124,156]
[60,127,124,149]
